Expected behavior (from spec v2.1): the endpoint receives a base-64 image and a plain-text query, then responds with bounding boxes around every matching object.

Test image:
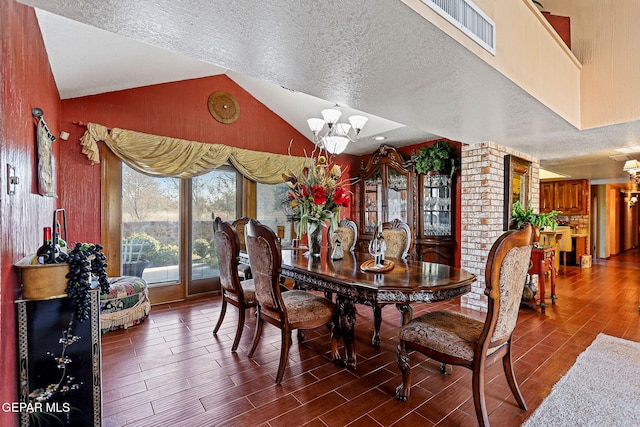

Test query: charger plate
[360,259,394,273]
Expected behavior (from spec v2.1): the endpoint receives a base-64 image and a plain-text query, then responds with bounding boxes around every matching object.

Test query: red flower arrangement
[285,154,351,236]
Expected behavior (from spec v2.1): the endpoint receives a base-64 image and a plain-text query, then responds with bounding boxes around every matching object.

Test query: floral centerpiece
[284,152,351,255]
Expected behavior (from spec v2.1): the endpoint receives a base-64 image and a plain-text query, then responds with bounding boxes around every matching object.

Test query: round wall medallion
[207,91,240,124]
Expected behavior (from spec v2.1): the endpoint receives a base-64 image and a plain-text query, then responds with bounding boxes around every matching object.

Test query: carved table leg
[336,296,357,370]
[396,303,413,326]
[372,305,382,347]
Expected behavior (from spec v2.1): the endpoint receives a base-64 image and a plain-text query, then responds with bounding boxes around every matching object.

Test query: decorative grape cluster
[65,243,109,322]
[88,244,110,295]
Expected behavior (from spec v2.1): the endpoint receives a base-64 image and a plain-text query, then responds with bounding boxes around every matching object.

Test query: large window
[121,164,181,285]
[256,182,294,243]
[109,151,298,302]
[120,163,242,300]
[191,166,239,282]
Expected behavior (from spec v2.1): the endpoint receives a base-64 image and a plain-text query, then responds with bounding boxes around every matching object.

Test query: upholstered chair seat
[281,290,336,326]
[398,311,497,362]
[224,279,255,304]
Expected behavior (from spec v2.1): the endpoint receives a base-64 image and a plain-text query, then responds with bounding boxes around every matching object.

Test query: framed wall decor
[33,108,58,197]
[503,154,531,230]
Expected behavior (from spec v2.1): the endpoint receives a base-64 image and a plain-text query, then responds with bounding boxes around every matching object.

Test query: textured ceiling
[20,0,640,184]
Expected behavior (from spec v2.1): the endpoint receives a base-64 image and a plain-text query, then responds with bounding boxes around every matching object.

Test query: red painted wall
[0,2,62,425]
[60,75,359,243]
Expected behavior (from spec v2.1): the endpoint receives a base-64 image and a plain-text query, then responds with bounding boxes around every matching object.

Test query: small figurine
[331,237,344,260]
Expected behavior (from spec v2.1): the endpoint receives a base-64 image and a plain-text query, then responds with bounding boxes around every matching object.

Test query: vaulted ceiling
[19,0,640,185]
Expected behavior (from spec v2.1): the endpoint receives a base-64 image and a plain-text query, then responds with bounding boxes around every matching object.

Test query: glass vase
[307,223,323,257]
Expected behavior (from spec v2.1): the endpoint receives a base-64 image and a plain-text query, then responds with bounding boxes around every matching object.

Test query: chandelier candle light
[623,159,640,185]
[307,105,368,155]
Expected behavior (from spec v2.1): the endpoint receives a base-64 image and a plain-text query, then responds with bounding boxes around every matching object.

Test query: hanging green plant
[412,140,458,175]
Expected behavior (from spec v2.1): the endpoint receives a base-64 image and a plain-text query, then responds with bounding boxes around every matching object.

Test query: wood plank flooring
[102,252,640,426]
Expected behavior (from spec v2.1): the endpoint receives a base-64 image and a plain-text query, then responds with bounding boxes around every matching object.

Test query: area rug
[522,333,640,426]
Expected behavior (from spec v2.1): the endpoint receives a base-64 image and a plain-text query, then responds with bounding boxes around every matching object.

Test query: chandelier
[307,105,368,155]
[623,159,640,185]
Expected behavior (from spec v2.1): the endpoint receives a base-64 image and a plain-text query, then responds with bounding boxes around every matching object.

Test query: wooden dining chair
[231,216,252,280]
[245,218,340,384]
[395,224,534,427]
[330,218,358,252]
[212,217,257,352]
[381,218,412,259]
[369,218,413,346]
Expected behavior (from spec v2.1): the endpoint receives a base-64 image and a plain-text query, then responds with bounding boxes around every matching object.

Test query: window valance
[79,123,313,184]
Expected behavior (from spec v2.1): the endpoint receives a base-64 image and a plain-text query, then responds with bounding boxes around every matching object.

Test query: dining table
[241,248,476,369]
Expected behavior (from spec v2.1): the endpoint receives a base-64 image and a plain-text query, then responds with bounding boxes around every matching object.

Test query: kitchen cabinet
[540,179,588,215]
[355,144,457,264]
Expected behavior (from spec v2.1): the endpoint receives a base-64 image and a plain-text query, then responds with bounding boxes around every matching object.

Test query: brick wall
[460,142,539,311]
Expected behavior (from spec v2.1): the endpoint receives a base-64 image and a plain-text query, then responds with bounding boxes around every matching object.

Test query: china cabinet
[417,172,456,265]
[357,145,414,248]
[355,145,458,265]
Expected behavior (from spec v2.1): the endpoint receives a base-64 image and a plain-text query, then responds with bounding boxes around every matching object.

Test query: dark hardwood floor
[102,253,640,426]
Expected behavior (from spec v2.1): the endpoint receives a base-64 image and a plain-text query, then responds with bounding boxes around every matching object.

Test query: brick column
[460,142,539,311]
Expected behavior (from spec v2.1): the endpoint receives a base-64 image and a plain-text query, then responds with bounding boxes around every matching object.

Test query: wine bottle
[36,226,55,265]
[53,222,69,263]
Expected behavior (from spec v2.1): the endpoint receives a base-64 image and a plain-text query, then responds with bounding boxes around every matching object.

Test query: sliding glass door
[119,163,241,303]
[190,166,240,293]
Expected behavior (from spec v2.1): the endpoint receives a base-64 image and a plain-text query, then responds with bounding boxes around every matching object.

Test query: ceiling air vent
[422,0,496,55]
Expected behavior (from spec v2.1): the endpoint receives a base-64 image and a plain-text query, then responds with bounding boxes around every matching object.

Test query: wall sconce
[6,164,19,195]
[623,159,640,185]
[629,195,637,208]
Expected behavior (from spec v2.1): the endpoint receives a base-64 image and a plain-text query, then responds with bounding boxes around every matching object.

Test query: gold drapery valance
[79,122,313,184]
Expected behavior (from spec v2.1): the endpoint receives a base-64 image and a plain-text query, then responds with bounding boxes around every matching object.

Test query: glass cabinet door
[364,168,382,233]
[422,174,452,237]
[387,167,409,224]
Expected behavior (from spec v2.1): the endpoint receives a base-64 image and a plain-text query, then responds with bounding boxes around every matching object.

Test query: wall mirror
[504,155,531,230]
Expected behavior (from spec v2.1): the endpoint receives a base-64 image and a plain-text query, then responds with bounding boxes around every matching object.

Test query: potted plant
[510,200,562,236]
[412,140,458,175]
